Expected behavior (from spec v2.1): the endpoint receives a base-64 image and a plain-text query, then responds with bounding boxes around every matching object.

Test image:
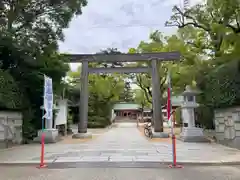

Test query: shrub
[203,59,240,108]
[195,105,214,129]
[87,116,110,128]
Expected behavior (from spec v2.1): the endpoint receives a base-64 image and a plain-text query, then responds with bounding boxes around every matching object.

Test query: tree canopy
[124,0,240,128]
[2,0,240,136]
[165,0,240,128]
[0,0,87,141]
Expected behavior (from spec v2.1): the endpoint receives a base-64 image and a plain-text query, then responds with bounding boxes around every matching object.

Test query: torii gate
[64,52,180,138]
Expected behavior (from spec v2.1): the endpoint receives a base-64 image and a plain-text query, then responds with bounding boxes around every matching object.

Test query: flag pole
[167,70,183,169]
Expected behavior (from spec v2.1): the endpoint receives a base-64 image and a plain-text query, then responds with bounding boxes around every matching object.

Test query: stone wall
[214,107,240,149]
[0,111,22,149]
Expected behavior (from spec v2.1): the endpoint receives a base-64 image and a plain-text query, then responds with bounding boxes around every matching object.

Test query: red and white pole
[39,132,47,168]
[167,71,183,168]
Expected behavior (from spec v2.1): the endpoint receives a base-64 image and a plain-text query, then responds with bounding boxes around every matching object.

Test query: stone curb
[0,160,240,167]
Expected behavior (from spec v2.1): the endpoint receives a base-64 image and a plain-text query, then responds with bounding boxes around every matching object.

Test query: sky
[58,0,203,71]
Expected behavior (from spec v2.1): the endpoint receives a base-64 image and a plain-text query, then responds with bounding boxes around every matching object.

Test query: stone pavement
[1,122,240,165]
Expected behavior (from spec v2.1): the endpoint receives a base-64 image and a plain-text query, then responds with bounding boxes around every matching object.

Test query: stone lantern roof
[181,85,201,96]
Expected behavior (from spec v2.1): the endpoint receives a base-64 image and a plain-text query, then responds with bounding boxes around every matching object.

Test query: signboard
[43,75,53,120]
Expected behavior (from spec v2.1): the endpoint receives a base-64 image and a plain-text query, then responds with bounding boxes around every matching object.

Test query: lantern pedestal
[179,127,210,142]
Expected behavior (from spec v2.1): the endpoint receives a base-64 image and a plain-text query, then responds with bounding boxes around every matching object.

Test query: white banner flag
[43,75,53,120]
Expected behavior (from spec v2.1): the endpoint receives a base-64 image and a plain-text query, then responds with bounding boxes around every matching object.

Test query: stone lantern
[180,85,209,142]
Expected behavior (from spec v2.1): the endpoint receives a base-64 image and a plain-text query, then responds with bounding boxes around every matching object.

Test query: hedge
[87,115,110,128]
[203,59,240,108]
[195,59,240,129]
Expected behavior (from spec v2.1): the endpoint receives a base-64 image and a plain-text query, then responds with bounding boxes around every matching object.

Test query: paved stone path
[53,123,158,163]
[1,122,240,164]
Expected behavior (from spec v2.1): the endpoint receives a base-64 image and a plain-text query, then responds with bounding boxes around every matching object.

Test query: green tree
[0,34,69,140]
[134,89,150,110]
[128,31,169,104]
[66,48,127,127]
[166,0,240,128]
[119,81,134,102]
[166,0,240,95]
[67,67,125,127]
[0,69,22,110]
[166,0,240,60]
[0,0,87,140]
[128,29,200,102]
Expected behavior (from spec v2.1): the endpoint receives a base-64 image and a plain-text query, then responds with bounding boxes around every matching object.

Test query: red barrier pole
[169,111,183,169]
[173,112,177,166]
[39,132,47,168]
[173,134,177,166]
